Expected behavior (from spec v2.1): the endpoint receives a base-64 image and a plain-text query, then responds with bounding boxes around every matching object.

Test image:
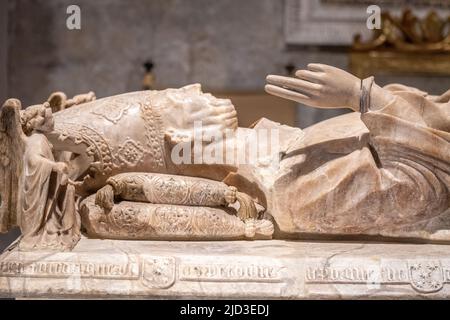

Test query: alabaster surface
[2,238,450,299]
[0,63,449,299]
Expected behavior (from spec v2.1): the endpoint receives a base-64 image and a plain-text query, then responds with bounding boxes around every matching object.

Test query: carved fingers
[268,75,322,91]
[235,192,258,221]
[54,162,69,174]
[266,73,323,105]
[48,91,96,112]
[264,84,311,105]
[306,63,326,72]
[265,69,324,107]
[266,63,362,111]
[225,186,237,204]
[202,113,238,131]
[68,91,97,107]
[191,104,238,131]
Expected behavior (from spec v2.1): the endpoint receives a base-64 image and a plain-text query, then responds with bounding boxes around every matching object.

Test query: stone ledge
[1,238,450,299]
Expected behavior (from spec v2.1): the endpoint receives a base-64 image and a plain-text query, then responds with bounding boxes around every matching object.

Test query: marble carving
[0,64,449,253]
[1,63,450,299]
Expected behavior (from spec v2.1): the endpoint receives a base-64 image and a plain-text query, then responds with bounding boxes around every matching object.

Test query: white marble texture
[1,238,450,299]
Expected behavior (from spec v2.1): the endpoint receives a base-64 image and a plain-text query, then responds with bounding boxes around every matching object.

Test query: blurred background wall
[0,0,17,253]
[7,0,355,128]
[7,0,450,124]
[1,0,450,249]
[9,0,302,99]
[0,0,6,103]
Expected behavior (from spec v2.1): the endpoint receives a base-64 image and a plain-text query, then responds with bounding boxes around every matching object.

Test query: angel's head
[21,102,55,134]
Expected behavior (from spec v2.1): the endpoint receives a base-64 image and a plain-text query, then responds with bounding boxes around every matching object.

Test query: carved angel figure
[0,87,275,250]
[0,99,80,250]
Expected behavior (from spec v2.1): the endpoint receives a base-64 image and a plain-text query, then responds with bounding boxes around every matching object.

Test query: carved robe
[19,133,80,251]
[42,85,450,241]
[268,86,450,239]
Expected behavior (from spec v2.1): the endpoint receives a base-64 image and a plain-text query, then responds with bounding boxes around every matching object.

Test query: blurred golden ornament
[351,9,450,77]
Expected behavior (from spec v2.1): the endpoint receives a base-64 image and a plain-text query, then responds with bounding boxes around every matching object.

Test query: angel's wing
[0,99,26,233]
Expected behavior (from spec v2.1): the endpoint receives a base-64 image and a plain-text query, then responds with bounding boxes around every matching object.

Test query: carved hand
[66,91,96,108]
[60,174,69,186]
[161,85,238,148]
[224,186,237,204]
[53,162,69,174]
[265,63,361,111]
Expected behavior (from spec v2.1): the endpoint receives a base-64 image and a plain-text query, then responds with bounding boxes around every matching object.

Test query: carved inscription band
[305,260,450,293]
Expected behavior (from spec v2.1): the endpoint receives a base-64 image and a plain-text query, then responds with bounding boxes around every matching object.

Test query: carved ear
[47,92,68,113]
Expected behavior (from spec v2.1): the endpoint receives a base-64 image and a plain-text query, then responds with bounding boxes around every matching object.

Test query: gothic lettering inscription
[445,267,450,282]
[305,260,449,294]
[0,255,180,291]
[306,265,408,283]
[0,258,140,280]
[179,263,284,282]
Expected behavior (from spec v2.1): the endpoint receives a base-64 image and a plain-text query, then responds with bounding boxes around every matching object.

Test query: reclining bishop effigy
[0,64,449,251]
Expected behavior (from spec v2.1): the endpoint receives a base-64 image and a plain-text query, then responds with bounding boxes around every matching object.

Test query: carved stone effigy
[0,63,449,299]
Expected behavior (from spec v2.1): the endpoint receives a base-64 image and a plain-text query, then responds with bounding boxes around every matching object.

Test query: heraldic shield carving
[408,261,444,293]
[141,256,176,289]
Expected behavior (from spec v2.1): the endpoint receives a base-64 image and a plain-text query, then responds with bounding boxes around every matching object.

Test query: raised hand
[265,63,361,111]
[53,162,69,175]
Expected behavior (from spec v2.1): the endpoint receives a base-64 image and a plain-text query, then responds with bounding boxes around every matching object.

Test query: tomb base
[1,237,450,299]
